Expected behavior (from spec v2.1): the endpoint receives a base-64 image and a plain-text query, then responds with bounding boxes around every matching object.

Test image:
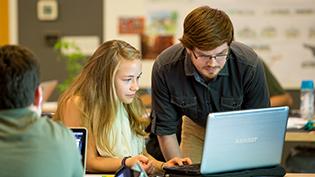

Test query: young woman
[54,40,191,174]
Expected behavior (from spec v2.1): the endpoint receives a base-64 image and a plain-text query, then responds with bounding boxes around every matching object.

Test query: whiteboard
[104,0,315,89]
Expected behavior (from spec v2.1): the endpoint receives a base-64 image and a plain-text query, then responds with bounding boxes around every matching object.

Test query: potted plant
[54,39,86,92]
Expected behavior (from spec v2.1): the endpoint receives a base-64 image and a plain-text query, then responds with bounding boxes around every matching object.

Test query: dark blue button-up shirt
[151,41,270,135]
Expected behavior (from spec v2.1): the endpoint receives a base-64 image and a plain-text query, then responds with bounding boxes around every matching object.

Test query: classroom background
[1,0,315,109]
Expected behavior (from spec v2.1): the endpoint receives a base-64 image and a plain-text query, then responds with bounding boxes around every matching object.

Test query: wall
[8,0,311,103]
[9,0,17,44]
[104,0,315,89]
[17,0,103,101]
[104,0,153,88]
[0,0,9,44]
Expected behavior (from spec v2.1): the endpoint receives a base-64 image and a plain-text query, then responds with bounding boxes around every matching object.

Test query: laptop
[164,106,289,175]
[71,127,88,172]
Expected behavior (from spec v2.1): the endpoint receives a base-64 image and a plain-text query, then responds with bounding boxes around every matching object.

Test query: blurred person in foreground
[0,45,83,177]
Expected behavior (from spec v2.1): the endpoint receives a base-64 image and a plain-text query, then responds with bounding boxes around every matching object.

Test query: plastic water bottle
[300,80,314,119]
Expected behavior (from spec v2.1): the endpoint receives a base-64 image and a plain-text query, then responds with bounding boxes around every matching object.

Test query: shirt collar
[184,51,194,76]
[0,107,38,119]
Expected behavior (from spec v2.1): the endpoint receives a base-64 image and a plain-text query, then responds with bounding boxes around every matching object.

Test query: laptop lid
[200,106,289,174]
[71,127,88,172]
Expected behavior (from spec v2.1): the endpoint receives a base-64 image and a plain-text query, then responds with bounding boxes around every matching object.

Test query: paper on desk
[131,162,148,177]
[287,117,308,129]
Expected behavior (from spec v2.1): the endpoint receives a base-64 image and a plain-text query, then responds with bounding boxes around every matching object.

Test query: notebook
[115,162,148,177]
[163,106,289,175]
[71,127,88,172]
[40,80,58,102]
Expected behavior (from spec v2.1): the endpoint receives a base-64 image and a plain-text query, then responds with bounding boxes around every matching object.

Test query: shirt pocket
[171,96,198,119]
[220,96,243,111]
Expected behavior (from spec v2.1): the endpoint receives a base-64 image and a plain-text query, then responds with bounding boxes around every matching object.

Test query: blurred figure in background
[263,61,293,107]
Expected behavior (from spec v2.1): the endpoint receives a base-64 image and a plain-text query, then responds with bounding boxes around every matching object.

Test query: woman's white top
[97,103,145,158]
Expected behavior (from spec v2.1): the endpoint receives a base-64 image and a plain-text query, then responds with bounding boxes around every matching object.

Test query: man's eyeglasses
[191,49,228,63]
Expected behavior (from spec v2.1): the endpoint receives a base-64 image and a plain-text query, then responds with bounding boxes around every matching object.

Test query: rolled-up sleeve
[150,60,180,135]
[242,56,270,109]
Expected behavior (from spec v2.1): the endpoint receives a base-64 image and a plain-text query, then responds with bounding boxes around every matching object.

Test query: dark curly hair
[0,45,40,109]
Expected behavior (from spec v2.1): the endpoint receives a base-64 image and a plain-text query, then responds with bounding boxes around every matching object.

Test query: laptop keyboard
[163,163,201,175]
[175,163,200,170]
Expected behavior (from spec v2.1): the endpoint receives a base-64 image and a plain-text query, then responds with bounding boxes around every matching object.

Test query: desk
[85,173,315,177]
[285,131,315,142]
[85,175,113,177]
[285,174,315,177]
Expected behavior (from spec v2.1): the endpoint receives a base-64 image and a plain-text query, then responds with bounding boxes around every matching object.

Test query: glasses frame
[191,49,229,63]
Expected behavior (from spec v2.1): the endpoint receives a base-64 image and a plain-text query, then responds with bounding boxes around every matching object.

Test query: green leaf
[54,39,87,92]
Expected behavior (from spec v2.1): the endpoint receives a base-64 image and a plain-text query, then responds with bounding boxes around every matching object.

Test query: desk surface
[85,173,315,177]
[285,174,315,177]
[285,131,315,142]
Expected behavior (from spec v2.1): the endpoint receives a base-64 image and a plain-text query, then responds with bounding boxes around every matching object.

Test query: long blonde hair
[55,40,149,150]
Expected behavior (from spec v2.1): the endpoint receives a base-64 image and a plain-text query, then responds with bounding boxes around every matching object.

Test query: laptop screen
[163,107,289,175]
[71,127,87,171]
[164,106,289,175]
[200,106,289,174]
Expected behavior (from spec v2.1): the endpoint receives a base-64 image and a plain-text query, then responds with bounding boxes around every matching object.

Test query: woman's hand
[125,155,155,174]
[139,159,154,174]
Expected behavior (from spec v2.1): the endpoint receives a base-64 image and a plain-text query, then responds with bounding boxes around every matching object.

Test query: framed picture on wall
[37,0,58,21]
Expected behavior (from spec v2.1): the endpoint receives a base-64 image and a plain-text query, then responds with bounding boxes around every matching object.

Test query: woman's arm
[61,98,151,173]
[61,98,125,172]
[61,97,83,127]
[84,125,151,173]
[87,142,152,173]
[85,132,123,173]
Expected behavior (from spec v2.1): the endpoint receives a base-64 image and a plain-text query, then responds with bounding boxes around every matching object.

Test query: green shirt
[0,108,83,177]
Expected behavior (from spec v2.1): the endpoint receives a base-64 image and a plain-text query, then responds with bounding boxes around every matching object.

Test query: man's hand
[164,157,192,167]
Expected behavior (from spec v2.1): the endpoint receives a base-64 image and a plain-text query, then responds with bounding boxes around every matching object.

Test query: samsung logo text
[235,137,258,144]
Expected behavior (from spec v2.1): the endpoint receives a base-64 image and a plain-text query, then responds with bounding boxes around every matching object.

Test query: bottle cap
[301,80,314,90]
